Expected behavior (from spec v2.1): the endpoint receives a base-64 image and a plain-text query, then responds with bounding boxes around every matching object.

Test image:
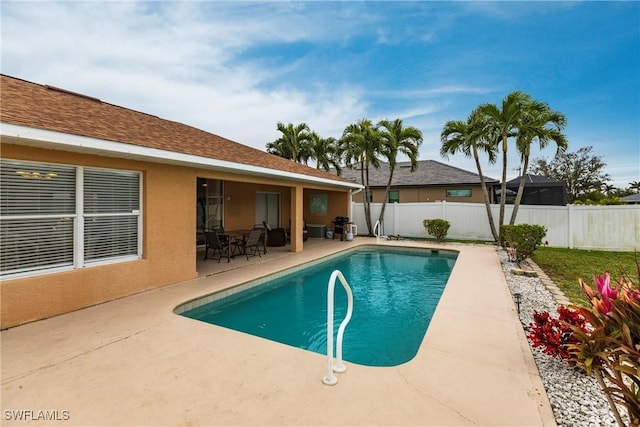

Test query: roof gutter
[1,123,363,190]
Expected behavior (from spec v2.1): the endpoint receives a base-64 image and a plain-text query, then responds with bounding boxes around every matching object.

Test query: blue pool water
[179,246,457,366]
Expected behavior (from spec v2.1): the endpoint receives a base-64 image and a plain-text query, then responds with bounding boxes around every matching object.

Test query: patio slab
[1,238,556,426]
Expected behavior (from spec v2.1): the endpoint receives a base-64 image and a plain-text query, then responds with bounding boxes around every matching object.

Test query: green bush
[422,219,451,243]
[501,224,547,264]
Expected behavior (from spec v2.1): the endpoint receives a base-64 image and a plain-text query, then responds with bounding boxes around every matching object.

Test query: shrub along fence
[351,201,640,251]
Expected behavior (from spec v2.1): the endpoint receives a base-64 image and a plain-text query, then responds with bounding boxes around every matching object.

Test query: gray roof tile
[338,159,499,187]
[621,193,640,202]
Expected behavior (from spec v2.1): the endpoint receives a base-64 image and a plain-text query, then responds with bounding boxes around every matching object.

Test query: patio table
[225,230,251,257]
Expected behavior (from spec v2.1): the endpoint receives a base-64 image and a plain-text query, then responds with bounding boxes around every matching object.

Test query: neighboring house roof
[337,159,499,187]
[0,75,360,189]
[505,174,566,189]
[621,193,640,203]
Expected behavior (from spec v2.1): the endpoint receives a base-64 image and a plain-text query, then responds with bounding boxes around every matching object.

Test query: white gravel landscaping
[499,248,630,427]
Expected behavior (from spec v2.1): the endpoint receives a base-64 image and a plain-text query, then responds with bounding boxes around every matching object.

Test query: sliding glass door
[255,192,280,228]
[196,178,223,244]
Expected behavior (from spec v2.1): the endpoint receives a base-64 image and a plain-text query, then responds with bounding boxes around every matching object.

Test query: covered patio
[0,74,362,329]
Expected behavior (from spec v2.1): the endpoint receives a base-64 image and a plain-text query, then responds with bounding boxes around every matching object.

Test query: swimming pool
[177,246,457,366]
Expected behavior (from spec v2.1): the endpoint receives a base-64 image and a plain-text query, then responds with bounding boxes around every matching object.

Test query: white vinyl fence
[351,201,640,251]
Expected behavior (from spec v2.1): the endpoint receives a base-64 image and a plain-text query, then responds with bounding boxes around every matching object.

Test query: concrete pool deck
[1,238,556,426]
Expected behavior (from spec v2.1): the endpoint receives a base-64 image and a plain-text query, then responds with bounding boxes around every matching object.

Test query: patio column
[290,185,304,252]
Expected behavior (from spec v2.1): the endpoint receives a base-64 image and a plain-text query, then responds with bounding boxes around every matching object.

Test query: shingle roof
[0,75,353,185]
[621,193,640,203]
[337,159,499,187]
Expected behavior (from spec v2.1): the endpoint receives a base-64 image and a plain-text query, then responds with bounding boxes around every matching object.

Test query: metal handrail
[373,220,382,239]
[322,270,354,386]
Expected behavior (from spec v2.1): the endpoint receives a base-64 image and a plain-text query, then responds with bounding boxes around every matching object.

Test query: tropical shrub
[528,270,640,427]
[501,224,547,264]
[422,219,450,243]
[568,273,640,427]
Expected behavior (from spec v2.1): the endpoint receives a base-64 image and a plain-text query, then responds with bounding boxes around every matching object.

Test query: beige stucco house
[340,160,499,204]
[0,75,362,329]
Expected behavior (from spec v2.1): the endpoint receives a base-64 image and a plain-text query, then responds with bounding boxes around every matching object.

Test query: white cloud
[1,1,373,148]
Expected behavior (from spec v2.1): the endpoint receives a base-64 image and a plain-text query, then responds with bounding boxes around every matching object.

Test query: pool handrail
[373,219,383,239]
[322,270,353,386]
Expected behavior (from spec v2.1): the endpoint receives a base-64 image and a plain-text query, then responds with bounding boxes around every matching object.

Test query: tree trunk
[362,160,374,236]
[473,147,499,242]
[499,134,508,241]
[377,165,395,232]
[510,155,530,225]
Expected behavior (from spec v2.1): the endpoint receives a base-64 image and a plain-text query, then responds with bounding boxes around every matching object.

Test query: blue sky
[2,1,638,188]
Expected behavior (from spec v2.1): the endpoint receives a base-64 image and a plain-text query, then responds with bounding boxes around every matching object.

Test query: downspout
[349,188,363,222]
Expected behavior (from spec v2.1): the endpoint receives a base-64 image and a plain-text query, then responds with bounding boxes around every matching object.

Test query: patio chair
[253,224,268,255]
[204,231,230,263]
[232,228,263,260]
[286,219,309,242]
[263,221,287,247]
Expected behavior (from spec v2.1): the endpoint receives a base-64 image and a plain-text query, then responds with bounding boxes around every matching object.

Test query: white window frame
[1,159,143,280]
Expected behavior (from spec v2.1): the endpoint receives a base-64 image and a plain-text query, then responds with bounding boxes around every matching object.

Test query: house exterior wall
[208,179,350,232]
[304,189,351,232]
[1,143,197,329]
[223,181,292,229]
[1,144,355,328]
[351,185,489,204]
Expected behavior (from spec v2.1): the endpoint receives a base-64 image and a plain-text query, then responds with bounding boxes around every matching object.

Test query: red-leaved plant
[527,267,640,427]
[528,306,587,362]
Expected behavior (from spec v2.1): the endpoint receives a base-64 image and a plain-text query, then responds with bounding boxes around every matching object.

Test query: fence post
[392,202,398,236]
[568,204,574,249]
[442,200,447,220]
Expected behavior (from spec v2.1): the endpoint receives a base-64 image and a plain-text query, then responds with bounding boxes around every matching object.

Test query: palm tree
[265,137,292,160]
[266,122,312,163]
[377,118,423,230]
[476,91,532,236]
[308,132,342,175]
[441,108,499,242]
[510,102,567,224]
[340,119,381,235]
[630,181,640,193]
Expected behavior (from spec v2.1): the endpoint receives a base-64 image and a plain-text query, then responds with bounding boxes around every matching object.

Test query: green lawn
[531,247,639,305]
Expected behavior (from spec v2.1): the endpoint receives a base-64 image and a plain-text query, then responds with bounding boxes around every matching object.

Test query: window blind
[1,160,142,278]
[84,168,140,263]
[1,160,76,276]
[84,168,140,214]
[0,160,76,216]
[1,217,74,275]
